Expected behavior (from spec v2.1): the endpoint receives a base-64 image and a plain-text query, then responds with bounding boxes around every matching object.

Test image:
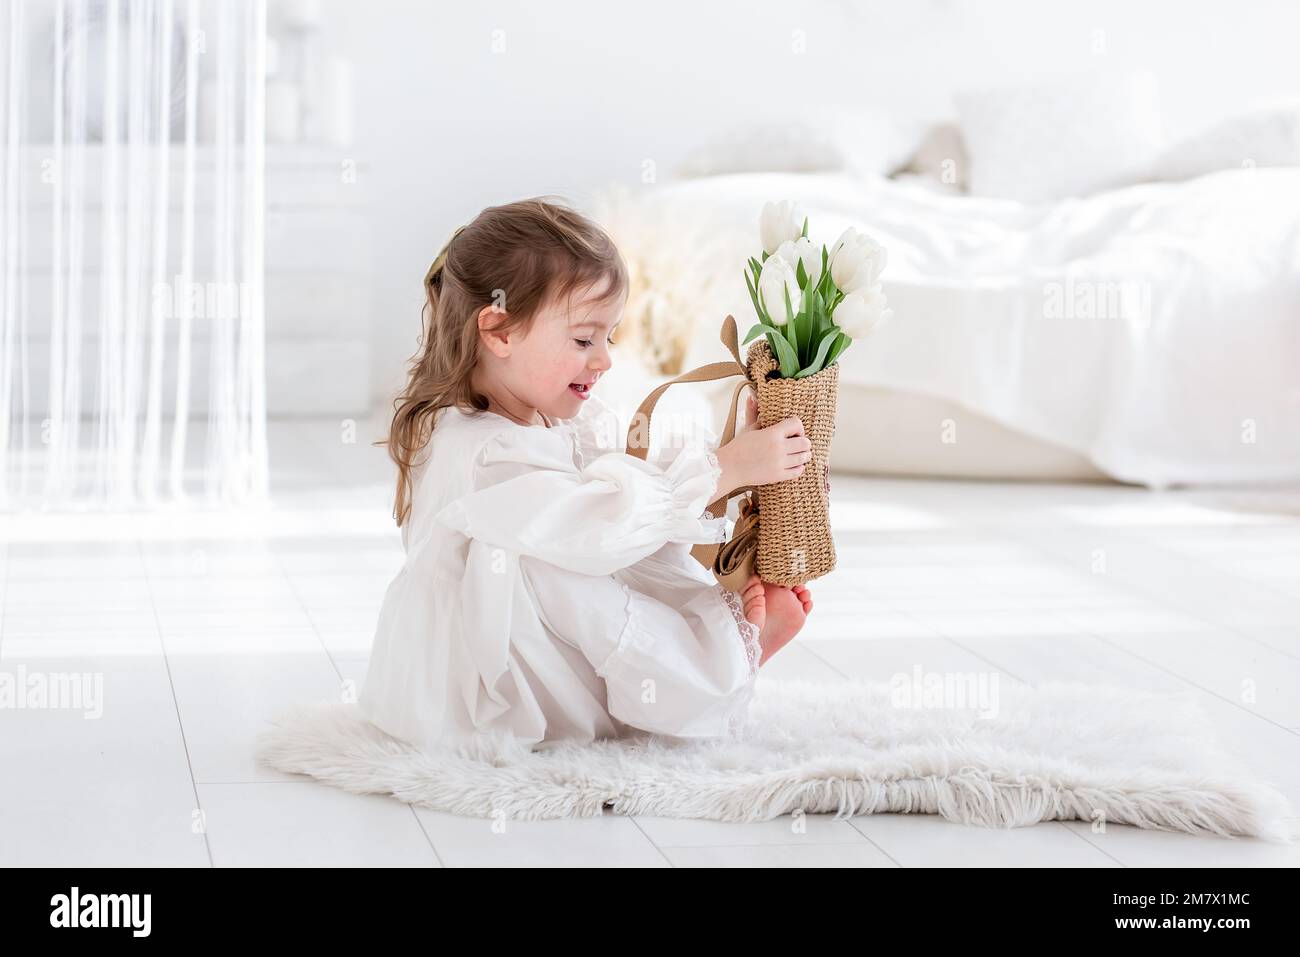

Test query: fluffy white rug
[255,678,1297,842]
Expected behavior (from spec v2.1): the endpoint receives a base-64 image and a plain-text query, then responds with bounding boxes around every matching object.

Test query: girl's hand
[715,393,811,494]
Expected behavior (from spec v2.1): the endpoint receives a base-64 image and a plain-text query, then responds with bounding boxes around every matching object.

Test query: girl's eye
[575,337,618,348]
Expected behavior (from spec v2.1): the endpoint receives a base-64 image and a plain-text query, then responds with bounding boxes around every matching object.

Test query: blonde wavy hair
[381,197,628,527]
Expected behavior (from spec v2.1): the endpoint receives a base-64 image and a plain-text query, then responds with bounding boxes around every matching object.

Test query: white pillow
[1146,105,1300,181]
[955,71,1166,203]
[894,122,970,191]
[674,105,919,180]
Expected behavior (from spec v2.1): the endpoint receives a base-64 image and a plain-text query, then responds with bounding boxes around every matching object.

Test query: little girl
[359,197,814,752]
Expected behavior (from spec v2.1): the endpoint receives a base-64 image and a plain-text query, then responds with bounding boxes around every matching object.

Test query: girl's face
[474,278,625,425]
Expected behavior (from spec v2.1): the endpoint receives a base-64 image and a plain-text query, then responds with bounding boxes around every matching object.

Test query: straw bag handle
[625,315,757,519]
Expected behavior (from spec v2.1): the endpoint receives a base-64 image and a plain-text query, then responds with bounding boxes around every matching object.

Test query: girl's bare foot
[739,573,813,666]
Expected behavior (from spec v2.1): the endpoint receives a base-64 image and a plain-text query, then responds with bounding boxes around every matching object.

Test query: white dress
[357,392,763,753]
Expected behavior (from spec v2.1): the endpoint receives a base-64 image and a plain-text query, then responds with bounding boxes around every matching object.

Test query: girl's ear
[476,303,513,358]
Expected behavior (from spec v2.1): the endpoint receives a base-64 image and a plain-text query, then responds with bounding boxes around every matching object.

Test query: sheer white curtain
[0,0,267,510]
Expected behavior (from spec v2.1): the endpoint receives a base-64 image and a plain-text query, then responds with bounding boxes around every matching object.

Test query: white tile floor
[2,415,1299,867]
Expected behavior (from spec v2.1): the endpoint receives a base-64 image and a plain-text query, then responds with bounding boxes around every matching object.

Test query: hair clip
[425,225,467,290]
[424,257,443,289]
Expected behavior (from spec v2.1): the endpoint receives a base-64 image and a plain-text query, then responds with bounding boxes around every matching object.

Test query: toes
[788,584,812,613]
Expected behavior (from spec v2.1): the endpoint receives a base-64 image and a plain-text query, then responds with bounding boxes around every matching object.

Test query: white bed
[594,166,1300,489]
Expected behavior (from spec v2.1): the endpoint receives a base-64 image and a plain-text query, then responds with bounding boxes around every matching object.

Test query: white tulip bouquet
[742,200,892,379]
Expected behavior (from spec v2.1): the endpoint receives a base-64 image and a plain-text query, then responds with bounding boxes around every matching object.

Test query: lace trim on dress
[715,583,761,738]
[703,445,723,499]
[718,584,762,677]
[695,511,728,545]
[696,446,728,543]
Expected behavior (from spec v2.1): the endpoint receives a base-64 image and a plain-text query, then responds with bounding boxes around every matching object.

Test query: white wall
[313,0,1300,408]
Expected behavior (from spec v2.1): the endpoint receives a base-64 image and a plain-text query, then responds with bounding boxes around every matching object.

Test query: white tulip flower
[774,235,823,288]
[759,200,806,256]
[833,284,892,339]
[758,253,801,326]
[829,226,887,294]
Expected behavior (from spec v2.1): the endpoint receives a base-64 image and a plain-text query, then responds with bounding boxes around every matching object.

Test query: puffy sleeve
[434,425,727,577]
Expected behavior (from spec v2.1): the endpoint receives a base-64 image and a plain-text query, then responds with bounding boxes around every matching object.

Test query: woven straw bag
[624,316,760,593]
[624,313,838,589]
[745,336,838,584]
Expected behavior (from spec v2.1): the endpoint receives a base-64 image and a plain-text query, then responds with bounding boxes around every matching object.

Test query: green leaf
[819,246,837,297]
[808,322,836,356]
[796,328,841,378]
[781,284,798,352]
[746,315,802,377]
[795,282,816,364]
[743,321,786,345]
[795,258,808,290]
[743,269,765,323]
[825,329,850,366]
[767,328,801,377]
[801,215,809,239]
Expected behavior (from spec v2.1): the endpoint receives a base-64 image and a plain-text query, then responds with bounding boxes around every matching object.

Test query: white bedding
[605,169,1300,488]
